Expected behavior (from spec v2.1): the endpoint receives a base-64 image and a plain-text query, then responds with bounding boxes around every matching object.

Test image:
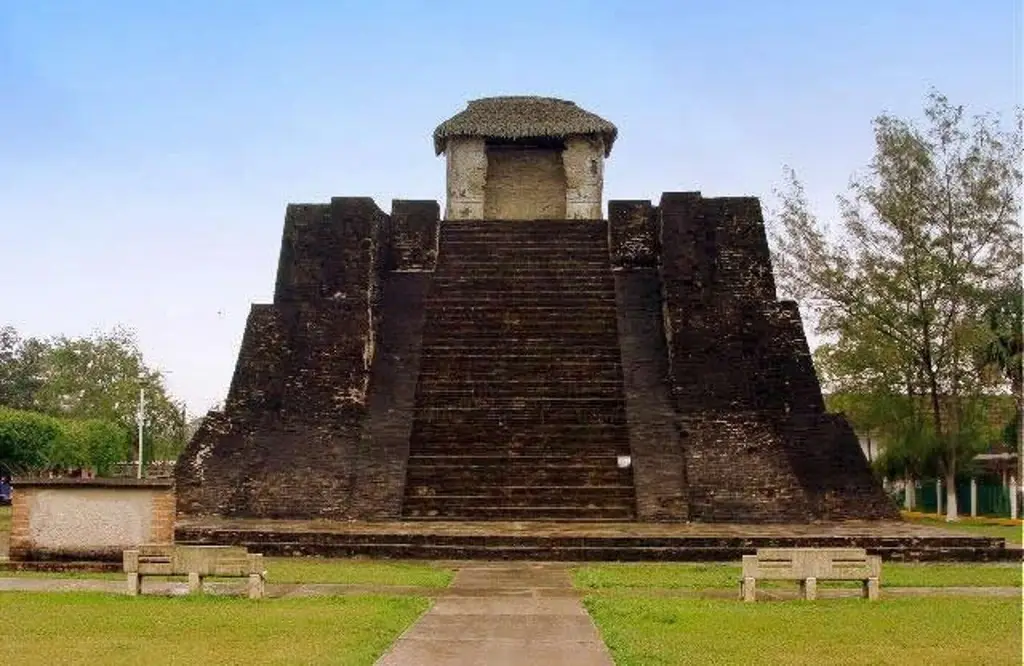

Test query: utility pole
[137,386,146,479]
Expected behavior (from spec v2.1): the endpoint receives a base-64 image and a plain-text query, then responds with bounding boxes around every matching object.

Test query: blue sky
[0,1,1019,414]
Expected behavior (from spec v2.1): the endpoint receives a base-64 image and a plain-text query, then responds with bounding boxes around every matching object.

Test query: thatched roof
[433,96,617,156]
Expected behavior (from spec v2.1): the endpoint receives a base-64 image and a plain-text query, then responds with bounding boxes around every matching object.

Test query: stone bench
[123,544,267,599]
[740,547,881,602]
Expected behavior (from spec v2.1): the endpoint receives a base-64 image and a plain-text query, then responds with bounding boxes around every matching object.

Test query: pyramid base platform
[174,517,1016,563]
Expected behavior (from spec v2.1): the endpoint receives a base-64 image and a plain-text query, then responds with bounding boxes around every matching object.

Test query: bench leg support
[800,577,817,601]
[126,573,141,597]
[188,572,203,595]
[249,574,265,600]
[864,577,879,601]
[741,577,756,602]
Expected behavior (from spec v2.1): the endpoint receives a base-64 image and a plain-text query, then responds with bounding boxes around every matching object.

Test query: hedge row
[0,406,130,476]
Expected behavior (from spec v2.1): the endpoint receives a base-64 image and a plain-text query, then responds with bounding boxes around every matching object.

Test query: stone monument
[175,96,897,523]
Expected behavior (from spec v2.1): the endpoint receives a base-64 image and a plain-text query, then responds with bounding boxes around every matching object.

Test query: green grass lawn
[585,596,1022,666]
[0,505,9,534]
[264,557,453,587]
[1,557,454,587]
[574,562,1022,589]
[903,514,1023,544]
[0,592,428,666]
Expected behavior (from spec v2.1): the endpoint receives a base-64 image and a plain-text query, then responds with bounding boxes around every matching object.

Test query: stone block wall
[445,137,486,219]
[177,185,895,524]
[10,478,175,561]
[563,136,605,219]
[483,147,567,220]
[175,197,427,520]
[445,136,605,221]
[389,200,439,270]
[609,200,659,268]
[648,191,898,521]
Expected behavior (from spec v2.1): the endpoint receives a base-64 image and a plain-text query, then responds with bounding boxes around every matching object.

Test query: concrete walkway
[374,563,614,666]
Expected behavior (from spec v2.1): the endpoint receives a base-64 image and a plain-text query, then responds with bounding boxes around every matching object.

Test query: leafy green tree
[30,327,186,464]
[770,90,1022,520]
[0,407,61,474]
[0,325,188,468]
[0,327,48,411]
[976,285,1023,484]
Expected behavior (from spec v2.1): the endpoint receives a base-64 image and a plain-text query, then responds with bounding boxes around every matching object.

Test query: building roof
[433,96,617,156]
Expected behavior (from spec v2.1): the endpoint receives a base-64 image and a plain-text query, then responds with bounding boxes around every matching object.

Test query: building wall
[175,198,437,521]
[483,146,567,220]
[445,137,486,220]
[10,479,174,561]
[563,136,604,219]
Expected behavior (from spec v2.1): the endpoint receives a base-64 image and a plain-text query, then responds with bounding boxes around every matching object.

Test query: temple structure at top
[435,96,615,220]
[175,96,897,524]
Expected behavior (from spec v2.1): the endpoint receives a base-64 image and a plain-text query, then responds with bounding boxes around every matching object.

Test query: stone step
[421,303,617,312]
[442,239,609,250]
[410,423,630,439]
[406,457,630,471]
[404,492,635,510]
[414,387,624,401]
[407,440,630,454]
[434,267,614,279]
[415,378,624,388]
[439,261,611,271]
[412,395,626,407]
[403,485,634,498]
[418,328,620,341]
[408,432,629,445]
[413,409,627,427]
[176,525,1016,561]
[416,369,623,384]
[443,224,605,234]
[401,505,636,520]
[406,453,627,463]
[419,341,621,353]
[425,295,615,306]
[420,341,622,351]
[404,466,632,487]
[431,278,614,290]
[418,350,621,360]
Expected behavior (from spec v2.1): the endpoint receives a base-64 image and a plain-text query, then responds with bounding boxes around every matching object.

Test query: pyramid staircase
[401,219,637,520]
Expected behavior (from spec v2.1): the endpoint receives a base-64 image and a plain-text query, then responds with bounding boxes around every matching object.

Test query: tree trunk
[922,348,957,520]
[945,464,959,521]
[1015,391,1022,495]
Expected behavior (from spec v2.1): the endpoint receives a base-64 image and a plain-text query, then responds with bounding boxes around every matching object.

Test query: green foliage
[0,327,47,411]
[0,407,61,474]
[0,326,188,464]
[0,406,130,475]
[769,90,1022,516]
[55,419,131,476]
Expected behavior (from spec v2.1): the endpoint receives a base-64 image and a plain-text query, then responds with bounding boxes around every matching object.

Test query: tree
[977,285,1023,484]
[770,90,1022,520]
[30,327,186,464]
[0,407,59,474]
[0,326,47,410]
[0,325,189,467]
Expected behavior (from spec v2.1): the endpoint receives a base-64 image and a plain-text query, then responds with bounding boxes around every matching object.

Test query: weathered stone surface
[389,200,439,271]
[176,187,897,525]
[175,198,401,520]
[484,147,567,220]
[403,220,636,520]
[653,192,898,522]
[173,517,1014,562]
